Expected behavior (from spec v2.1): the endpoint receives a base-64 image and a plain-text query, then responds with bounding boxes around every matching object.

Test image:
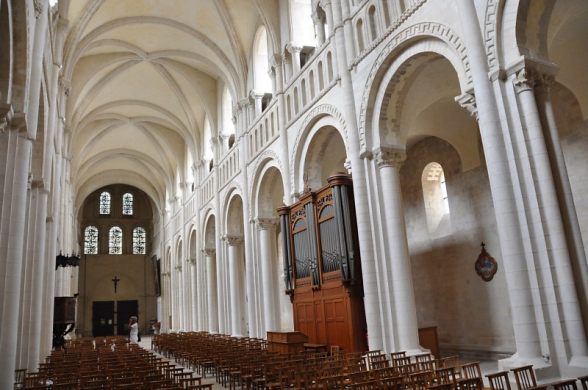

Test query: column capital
[256,217,277,230]
[223,235,243,246]
[0,104,27,133]
[507,57,558,94]
[286,42,303,54]
[454,91,478,121]
[374,147,406,169]
[202,248,216,256]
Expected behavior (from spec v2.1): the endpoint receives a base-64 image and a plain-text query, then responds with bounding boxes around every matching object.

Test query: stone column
[26,183,49,370]
[375,148,421,352]
[190,258,198,330]
[252,91,264,117]
[535,74,588,343]
[287,44,303,74]
[312,12,326,46]
[257,218,278,334]
[0,111,32,388]
[328,0,383,351]
[183,257,192,330]
[204,248,218,332]
[513,66,588,359]
[456,0,543,366]
[225,235,245,336]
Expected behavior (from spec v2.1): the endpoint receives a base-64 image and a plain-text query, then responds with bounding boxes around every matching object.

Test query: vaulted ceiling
[59,0,280,212]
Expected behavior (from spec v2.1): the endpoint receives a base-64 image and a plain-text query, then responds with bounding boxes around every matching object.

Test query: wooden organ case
[278,173,368,352]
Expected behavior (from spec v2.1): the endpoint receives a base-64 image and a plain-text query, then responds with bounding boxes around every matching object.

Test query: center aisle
[140,335,223,389]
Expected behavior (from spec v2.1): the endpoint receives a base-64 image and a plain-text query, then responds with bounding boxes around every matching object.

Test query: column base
[403,347,429,356]
[498,354,550,372]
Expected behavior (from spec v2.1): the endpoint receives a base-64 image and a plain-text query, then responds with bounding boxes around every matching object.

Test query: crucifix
[112,276,120,294]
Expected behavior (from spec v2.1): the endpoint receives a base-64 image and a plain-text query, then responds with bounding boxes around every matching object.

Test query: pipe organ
[279,173,367,352]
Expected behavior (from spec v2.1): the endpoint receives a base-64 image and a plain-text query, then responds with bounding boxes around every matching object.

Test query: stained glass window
[99,192,111,215]
[109,226,123,254]
[133,227,146,254]
[122,193,134,215]
[84,226,99,254]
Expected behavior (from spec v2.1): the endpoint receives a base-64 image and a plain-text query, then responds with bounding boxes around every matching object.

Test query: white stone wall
[401,137,515,358]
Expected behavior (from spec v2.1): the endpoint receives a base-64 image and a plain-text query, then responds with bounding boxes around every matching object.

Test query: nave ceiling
[58,0,279,212]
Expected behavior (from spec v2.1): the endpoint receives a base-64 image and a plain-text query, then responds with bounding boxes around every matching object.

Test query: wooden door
[92,301,114,336]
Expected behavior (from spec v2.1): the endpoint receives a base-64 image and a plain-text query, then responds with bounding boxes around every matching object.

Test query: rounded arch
[250,153,285,217]
[252,159,285,219]
[358,24,473,153]
[291,105,350,196]
[188,226,198,262]
[203,212,216,250]
[175,237,183,264]
[224,188,245,236]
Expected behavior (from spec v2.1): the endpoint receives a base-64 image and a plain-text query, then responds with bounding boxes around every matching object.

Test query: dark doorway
[116,300,138,337]
[92,301,115,336]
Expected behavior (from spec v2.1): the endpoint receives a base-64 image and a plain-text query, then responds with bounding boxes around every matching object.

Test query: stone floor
[138,335,501,389]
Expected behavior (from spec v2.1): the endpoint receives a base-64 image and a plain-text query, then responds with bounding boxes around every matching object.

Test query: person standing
[129,316,139,343]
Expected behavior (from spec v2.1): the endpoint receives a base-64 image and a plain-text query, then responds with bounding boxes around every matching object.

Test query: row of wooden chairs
[17,336,213,389]
[486,366,588,390]
[154,332,483,390]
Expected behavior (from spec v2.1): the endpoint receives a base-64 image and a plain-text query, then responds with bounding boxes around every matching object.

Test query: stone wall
[401,136,515,358]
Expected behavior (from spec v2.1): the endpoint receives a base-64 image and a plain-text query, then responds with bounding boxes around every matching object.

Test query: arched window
[84,226,99,254]
[122,193,133,215]
[422,162,451,234]
[109,226,123,254]
[356,19,365,52]
[133,227,147,254]
[99,191,111,215]
[368,6,377,41]
[253,26,272,94]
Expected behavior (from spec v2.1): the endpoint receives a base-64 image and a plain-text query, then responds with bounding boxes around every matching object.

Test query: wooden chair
[552,380,578,390]
[460,377,483,390]
[578,376,588,390]
[15,368,27,388]
[486,371,512,390]
[511,366,547,390]
[461,362,483,389]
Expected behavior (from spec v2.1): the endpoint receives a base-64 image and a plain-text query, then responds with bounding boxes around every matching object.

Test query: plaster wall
[78,254,157,337]
[401,136,515,358]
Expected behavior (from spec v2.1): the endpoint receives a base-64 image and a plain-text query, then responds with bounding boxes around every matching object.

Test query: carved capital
[0,104,14,132]
[238,98,250,110]
[513,68,535,94]
[286,43,303,54]
[34,0,43,18]
[202,248,216,256]
[344,159,352,174]
[256,217,277,230]
[375,147,406,169]
[59,76,71,96]
[269,53,282,69]
[454,91,478,121]
[223,235,243,246]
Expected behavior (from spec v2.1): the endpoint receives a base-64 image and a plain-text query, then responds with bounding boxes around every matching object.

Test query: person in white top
[129,316,139,343]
